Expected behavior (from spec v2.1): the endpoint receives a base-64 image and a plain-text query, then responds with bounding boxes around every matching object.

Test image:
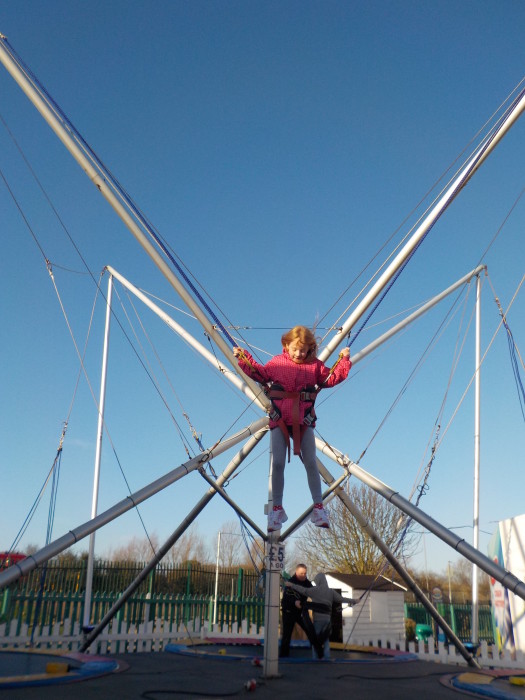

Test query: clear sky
[1,1,524,581]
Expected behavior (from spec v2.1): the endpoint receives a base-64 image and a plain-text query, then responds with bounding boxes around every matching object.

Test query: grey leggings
[270,426,322,507]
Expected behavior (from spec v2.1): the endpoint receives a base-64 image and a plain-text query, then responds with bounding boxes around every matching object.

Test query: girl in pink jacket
[233,326,351,532]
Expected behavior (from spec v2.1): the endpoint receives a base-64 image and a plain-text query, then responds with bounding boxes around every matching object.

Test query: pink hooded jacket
[236,348,351,429]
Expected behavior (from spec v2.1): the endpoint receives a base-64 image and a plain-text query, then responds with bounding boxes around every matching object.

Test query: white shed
[324,572,407,644]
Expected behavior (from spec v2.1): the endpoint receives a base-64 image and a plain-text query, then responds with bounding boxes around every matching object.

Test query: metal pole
[317,85,525,364]
[80,427,268,651]
[423,533,430,595]
[105,266,264,407]
[83,274,113,629]
[213,532,221,626]
[472,274,481,643]
[0,37,268,408]
[315,439,525,600]
[350,265,486,366]
[263,438,280,678]
[263,533,282,679]
[0,417,269,590]
[316,460,480,668]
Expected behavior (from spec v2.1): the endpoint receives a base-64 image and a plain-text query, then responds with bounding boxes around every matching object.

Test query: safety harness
[236,348,347,461]
[265,384,318,461]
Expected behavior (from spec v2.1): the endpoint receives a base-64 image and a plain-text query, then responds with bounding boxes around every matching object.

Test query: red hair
[281,326,318,359]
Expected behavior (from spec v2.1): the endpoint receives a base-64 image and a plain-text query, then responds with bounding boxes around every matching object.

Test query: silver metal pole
[315,439,525,600]
[350,265,486,366]
[263,438,280,678]
[83,273,113,629]
[316,460,480,668]
[213,532,221,626]
[263,532,282,679]
[319,88,525,363]
[0,38,268,408]
[80,426,268,652]
[105,266,264,407]
[0,417,269,590]
[472,274,482,643]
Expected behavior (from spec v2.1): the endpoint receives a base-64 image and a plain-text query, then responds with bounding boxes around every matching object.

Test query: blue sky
[1,1,525,579]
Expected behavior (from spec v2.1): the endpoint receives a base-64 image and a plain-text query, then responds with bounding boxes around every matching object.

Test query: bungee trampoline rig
[1,31,525,684]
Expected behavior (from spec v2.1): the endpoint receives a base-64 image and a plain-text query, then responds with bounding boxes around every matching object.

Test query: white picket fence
[406,637,525,670]
[1,620,524,670]
[0,617,202,654]
[350,636,525,670]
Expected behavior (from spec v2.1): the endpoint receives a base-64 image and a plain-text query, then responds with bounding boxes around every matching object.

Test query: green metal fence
[3,561,494,644]
[0,560,265,634]
[1,588,265,635]
[404,602,494,643]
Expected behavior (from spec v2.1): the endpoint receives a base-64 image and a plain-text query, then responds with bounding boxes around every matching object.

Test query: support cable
[318,79,525,344]
[435,274,524,452]
[486,274,525,420]
[0,147,162,555]
[1,36,239,349]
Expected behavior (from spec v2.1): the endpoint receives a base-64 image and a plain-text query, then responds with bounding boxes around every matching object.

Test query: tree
[107,525,210,564]
[215,521,246,567]
[164,524,211,565]
[405,558,491,604]
[449,558,490,603]
[108,533,160,563]
[294,481,416,575]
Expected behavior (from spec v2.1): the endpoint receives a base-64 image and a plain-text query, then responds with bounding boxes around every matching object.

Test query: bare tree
[449,558,490,603]
[165,524,211,564]
[108,533,160,562]
[294,481,416,575]
[107,525,211,564]
[215,521,245,567]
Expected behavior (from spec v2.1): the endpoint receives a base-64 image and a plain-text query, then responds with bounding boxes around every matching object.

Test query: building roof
[326,572,407,592]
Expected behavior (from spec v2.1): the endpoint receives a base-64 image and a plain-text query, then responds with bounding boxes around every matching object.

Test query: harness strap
[275,416,292,461]
[318,351,345,388]
[267,387,318,457]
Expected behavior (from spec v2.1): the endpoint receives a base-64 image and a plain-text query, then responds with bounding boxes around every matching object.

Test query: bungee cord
[486,274,525,421]
[2,97,268,565]
[1,35,241,351]
[114,284,197,461]
[405,280,476,503]
[434,273,524,453]
[0,132,163,560]
[7,423,67,555]
[5,265,100,556]
[318,77,525,345]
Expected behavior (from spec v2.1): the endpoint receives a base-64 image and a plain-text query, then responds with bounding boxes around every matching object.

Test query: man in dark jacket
[279,563,322,658]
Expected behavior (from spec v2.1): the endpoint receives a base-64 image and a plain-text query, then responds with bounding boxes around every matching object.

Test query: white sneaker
[268,507,288,532]
[311,505,330,528]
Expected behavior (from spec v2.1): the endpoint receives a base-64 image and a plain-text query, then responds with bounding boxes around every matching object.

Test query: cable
[335,670,449,680]
[486,274,525,421]
[319,79,525,344]
[140,688,244,698]
[2,36,240,349]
